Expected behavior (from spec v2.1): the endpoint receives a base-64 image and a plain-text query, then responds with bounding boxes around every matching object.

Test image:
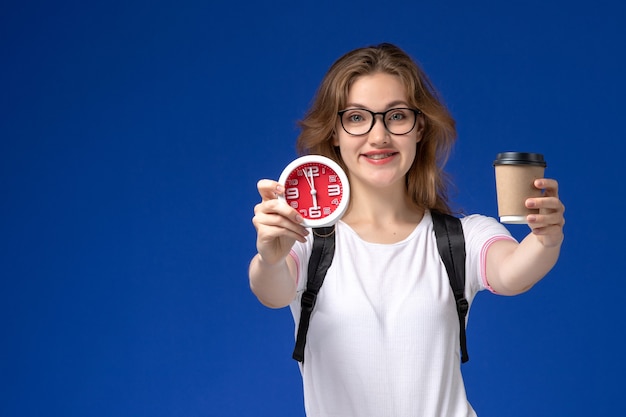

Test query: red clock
[278,155,350,228]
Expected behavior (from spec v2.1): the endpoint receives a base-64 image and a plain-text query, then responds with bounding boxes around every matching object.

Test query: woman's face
[333,72,424,192]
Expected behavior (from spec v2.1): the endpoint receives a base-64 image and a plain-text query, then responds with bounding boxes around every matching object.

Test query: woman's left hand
[525,178,565,248]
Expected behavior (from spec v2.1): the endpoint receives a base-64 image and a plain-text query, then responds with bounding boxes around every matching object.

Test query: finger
[525,196,563,212]
[253,206,305,228]
[527,211,565,227]
[253,202,308,235]
[534,178,559,196]
[253,213,309,245]
[257,179,285,201]
[255,199,305,223]
[257,222,309,244]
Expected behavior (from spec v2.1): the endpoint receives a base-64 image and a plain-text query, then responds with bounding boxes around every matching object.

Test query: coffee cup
[493,152,547,224]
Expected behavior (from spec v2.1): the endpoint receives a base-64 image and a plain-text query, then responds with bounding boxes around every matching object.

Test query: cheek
[403,139,419,164]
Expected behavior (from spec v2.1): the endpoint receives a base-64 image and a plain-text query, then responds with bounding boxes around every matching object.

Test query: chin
[367,174,405,190]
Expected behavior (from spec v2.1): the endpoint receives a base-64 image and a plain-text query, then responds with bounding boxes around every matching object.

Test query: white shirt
[289,211,514,417]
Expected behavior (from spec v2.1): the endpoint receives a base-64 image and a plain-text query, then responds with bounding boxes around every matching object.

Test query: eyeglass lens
[340,108,417,135]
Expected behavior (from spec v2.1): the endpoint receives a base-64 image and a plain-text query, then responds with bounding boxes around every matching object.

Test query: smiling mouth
[364,152,397,160]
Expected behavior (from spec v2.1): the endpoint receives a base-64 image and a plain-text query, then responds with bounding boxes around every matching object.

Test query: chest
[313,234,458,329]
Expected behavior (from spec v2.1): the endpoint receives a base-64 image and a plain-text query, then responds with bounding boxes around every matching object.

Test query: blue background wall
[2,1,625,416]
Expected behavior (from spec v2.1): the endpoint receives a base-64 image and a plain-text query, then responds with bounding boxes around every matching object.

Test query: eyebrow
[343,100,410,110]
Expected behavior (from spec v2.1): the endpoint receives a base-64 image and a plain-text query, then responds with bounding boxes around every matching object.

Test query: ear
[332,130,340,146]
[415,115,426,143]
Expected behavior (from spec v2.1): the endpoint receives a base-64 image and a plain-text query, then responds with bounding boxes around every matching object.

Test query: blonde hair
[296,43,457,214]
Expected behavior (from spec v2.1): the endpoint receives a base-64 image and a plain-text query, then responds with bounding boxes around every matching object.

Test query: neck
[342,181,423,227]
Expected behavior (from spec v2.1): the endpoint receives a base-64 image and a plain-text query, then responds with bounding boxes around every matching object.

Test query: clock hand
[303,168,314,189]
[307,168,319,208]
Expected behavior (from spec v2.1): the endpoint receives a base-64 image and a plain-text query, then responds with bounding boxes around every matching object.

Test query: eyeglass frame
[337,107,422,136]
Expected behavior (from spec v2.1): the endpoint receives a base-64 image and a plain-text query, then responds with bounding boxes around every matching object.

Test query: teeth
[366,153,394,160]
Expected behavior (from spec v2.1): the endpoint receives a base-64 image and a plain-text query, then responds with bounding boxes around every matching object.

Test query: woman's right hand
[252,179,309,265]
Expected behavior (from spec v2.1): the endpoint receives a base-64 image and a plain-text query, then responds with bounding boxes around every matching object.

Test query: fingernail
[276,185,284,193]
[295,214,304,223]
[528,215,537,223]
[526,200,535,208]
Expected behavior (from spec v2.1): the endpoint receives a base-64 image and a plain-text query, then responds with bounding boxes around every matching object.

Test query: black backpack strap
[292,226,336,362]
[431,211,469,363]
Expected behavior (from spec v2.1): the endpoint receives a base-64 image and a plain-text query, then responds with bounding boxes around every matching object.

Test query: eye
[388,109,407,121]
[343,110,367,123]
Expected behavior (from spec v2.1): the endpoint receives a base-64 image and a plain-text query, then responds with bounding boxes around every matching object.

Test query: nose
[369,114,389,145]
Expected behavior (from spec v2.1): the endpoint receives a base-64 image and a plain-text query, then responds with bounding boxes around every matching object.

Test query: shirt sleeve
[461,214,517,295]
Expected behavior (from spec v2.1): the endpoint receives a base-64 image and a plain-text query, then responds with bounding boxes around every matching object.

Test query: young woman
[249,43,565,416]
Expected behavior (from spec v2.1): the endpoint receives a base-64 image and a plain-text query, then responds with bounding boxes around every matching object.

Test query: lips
[362,151,398,160]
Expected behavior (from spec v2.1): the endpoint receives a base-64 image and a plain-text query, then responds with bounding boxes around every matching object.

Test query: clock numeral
[328,175,338,183]
[327,184,341,197]
[286,179,299,186]
[298,166,319,177]
[308,207,322,218]
[285,188,299,200]
[323,207,331,216]
[331,198,339,206]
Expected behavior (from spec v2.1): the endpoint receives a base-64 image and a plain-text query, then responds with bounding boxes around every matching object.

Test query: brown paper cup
[493,152,547,224]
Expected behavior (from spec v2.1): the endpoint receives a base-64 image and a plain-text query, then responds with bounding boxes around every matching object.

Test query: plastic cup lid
[493,152,547,167]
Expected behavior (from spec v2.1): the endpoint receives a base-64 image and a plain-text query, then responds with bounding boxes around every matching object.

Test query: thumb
[257,179,284,202]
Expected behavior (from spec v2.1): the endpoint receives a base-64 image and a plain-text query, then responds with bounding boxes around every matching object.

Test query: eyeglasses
[337,107,422,136]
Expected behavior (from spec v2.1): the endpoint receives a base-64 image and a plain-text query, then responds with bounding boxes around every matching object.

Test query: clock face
[278,155,350,228]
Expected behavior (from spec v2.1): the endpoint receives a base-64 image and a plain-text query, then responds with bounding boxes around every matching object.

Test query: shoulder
[459,213,517,266]
[460,214,512,240]
[429,212,512,242]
